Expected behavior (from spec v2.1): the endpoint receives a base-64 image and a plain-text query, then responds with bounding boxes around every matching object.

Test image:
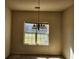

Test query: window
[24,22,49,45]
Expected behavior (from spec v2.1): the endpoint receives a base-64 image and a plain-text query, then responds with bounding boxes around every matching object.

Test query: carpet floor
[7,55,64,59]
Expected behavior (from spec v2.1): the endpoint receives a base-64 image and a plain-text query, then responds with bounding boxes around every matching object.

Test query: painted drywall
[5,7,11,58]
[62,6,74,59]
[11,11,62,55]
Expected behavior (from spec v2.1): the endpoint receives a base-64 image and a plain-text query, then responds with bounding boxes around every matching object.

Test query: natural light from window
[37,57,61,59]
[24,22,49,45]
[70,48,74,59]
[37,57,47,59]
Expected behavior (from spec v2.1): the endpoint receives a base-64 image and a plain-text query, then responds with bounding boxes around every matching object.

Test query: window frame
[23,22,49,46]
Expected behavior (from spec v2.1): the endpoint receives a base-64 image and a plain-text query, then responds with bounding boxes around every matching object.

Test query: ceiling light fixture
[32,0,47,30]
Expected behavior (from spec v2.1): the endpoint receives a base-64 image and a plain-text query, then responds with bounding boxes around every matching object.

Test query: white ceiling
[6,0,74,11]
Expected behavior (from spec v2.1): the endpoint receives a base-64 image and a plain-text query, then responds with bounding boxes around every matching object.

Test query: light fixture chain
[38,0,40,23]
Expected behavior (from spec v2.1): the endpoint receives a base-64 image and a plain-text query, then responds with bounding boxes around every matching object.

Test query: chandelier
[32,0,47,30]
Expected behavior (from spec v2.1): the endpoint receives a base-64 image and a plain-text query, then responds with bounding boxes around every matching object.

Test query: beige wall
[62,6,74,59]
[11,11,62,55]
[5,7,11,58]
